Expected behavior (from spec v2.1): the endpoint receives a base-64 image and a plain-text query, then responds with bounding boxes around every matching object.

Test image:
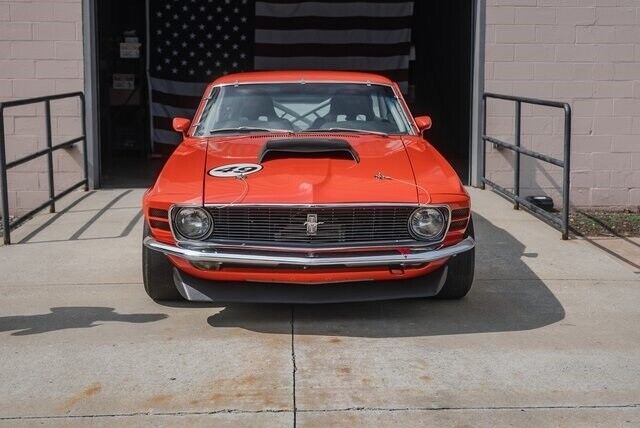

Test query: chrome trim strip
[178,239,437,253]
[203,202,438,208]
[144,236,475,268]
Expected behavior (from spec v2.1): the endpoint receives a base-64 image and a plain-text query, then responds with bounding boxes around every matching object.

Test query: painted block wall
[485,0,640,208]
[0,0,84,219]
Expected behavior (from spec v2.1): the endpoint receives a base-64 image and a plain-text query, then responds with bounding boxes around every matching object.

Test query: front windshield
[194,83,413,136]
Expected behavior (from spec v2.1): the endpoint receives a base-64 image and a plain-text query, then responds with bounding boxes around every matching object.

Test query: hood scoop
[258,138,360,163]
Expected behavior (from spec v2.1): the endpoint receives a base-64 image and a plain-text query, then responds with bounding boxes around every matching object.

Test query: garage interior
[95,0,475,187]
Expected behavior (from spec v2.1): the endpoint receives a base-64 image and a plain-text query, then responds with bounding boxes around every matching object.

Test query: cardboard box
[112,74,135,90]
[119,42,141,59]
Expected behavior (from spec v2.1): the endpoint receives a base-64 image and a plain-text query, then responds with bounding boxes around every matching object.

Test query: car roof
[211,70,394,86]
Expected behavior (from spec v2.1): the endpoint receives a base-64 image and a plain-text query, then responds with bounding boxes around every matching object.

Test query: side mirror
[414,115,432,132]
[172,117,191,135]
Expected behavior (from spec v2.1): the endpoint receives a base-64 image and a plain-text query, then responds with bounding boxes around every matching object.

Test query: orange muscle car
[142,71,475,303]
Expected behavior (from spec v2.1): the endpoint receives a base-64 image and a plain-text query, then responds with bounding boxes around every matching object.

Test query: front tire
[143,223,183,301]
[435,217,475,299]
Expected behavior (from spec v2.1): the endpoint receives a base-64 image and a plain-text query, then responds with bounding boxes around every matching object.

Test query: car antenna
[374,172,390,180]
[374,172,432,203]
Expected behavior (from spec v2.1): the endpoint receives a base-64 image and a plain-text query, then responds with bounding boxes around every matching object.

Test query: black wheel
[143,223,183,301]
[435,216,475,299]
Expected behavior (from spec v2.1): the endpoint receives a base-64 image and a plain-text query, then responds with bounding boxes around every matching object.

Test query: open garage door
[93,0,476,186]
[410,1,475,183]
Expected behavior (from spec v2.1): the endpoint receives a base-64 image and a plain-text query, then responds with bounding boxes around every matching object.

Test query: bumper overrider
[143,237,476,303]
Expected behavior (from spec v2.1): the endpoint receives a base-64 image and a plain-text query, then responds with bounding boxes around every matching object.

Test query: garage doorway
[95,0,163,187]
[90,0,478,187]
[410,1,475,183]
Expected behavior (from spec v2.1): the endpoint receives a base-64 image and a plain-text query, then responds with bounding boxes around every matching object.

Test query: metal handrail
[481,92,572,240]
[0,92,88,245]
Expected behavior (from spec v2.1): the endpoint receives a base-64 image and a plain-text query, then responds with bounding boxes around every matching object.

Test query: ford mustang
[142,71,475,303]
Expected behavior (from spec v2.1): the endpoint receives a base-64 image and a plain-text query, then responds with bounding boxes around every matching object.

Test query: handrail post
[513,100,521,210]
[562,104,572,240]
[480,95,487,190]
[0,105,10,245]
[44,100,56,213]
[80,94,89,191]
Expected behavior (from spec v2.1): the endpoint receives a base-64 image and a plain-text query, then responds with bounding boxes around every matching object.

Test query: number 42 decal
[208,163,263,178]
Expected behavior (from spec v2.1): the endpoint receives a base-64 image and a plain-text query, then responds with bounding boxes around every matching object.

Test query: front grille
[206,205,420,247]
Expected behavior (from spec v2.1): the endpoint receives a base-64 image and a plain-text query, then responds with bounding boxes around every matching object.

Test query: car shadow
[0,307,168,336]
[206,213,565,337]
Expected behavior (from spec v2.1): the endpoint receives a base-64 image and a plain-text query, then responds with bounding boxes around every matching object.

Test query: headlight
[409,207,447,240]
[173,207,213,240]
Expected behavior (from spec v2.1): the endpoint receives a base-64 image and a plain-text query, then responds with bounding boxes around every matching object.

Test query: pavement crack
[296,403,640,414]
[290,305,298,428]
[3,403,638,421]
[0,409,292,421]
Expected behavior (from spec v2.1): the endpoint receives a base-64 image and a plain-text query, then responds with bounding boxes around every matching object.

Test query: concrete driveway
[0,188,638,427]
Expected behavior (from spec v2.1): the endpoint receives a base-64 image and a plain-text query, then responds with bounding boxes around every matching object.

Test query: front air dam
[172,265,448,304]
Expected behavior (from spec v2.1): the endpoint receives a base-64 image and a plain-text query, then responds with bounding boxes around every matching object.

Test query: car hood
[203,133,421,204]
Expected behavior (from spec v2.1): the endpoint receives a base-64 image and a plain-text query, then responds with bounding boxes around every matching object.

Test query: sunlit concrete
[0,187,638,427]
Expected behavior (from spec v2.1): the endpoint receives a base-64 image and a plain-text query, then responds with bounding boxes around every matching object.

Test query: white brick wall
[0,0,84,218]
[485,0,640,208]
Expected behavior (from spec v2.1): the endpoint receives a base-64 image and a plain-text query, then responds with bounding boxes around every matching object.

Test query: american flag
[148,0,414,150]
[148,0,254,149]
[254,1,413,90]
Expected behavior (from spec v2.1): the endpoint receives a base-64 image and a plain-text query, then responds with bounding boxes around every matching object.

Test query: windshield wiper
[209,127,294,134]
[317,127,388,137]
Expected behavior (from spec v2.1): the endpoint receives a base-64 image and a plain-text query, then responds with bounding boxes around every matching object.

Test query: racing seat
[212,93,293,130]
[222,93,293,130]
[240,94,278,121]
[311,94,375,129]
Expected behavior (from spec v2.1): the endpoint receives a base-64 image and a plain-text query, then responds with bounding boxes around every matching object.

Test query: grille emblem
[304,214,324,236]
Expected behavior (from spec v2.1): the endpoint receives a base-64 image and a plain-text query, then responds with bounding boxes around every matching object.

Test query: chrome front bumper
[143,236,475,268]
